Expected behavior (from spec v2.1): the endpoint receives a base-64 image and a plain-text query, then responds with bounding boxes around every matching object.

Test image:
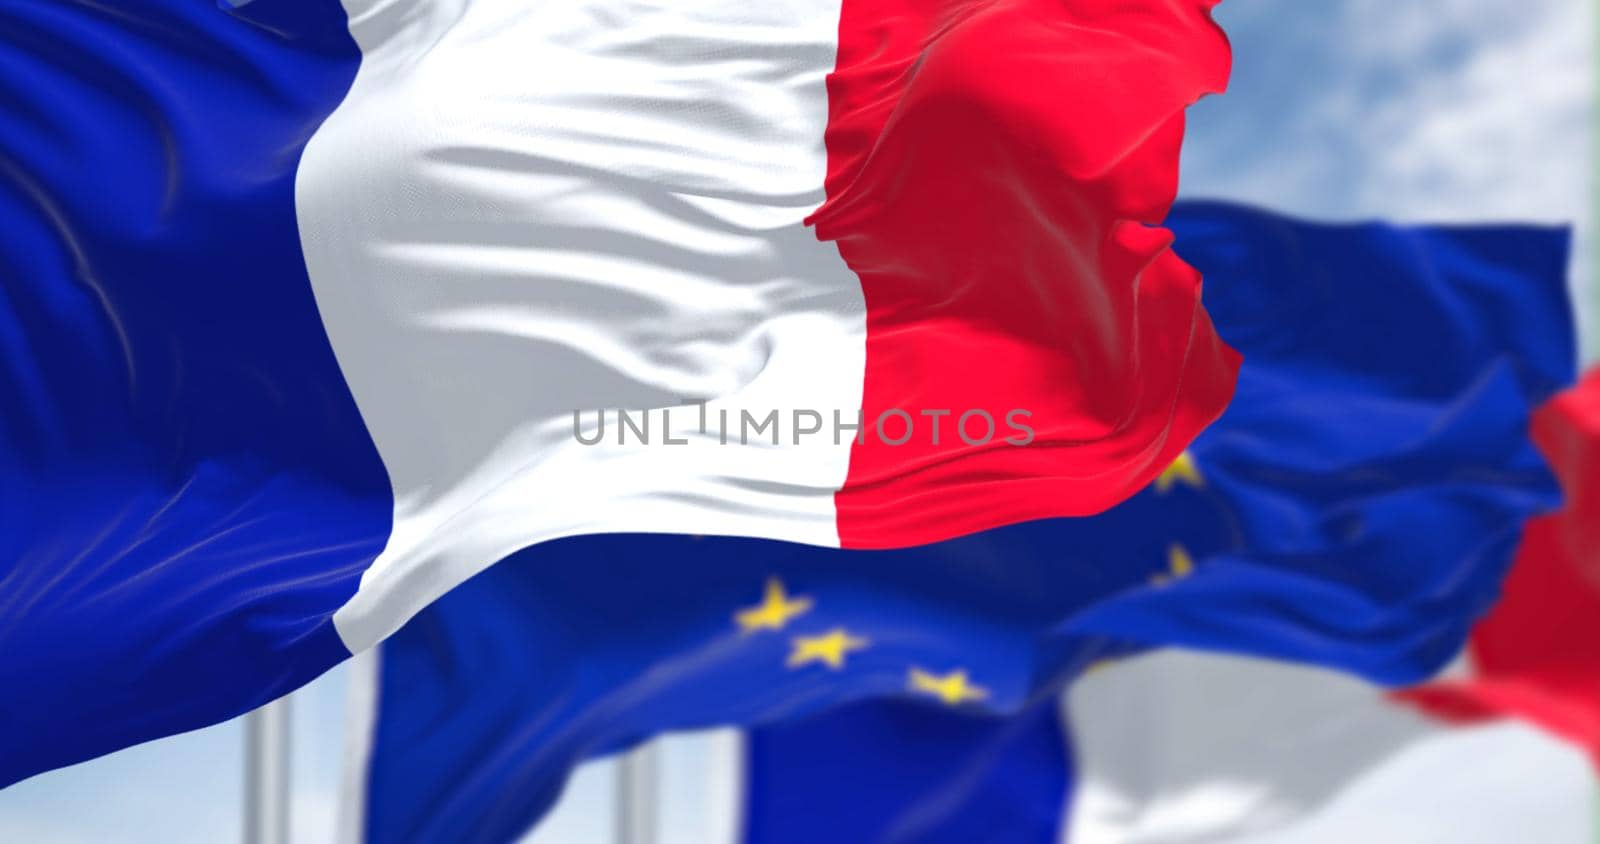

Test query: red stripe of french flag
[818,0,1240,546]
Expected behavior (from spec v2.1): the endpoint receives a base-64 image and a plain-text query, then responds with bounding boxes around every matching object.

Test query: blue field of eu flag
[742,696,1073,844]
[352,202,1574,843]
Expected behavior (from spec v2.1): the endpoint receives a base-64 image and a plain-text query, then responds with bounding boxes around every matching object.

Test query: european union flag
[351,203,1573,843]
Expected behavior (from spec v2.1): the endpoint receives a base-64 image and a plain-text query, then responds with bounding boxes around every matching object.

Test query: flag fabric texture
[1061,651,1596,843]
[739,701,1073,844]
[726,651,1596,844]
[348,204,1575,842]
[1402,366,1600,762]
[738,367,1600,844]
[0,0,1236,784]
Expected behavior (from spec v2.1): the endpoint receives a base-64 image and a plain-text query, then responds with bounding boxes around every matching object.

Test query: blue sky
[1,1,1592,841]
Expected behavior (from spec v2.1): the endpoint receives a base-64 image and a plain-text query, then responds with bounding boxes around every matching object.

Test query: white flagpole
[244,698,292,844]
[615,743,659,844]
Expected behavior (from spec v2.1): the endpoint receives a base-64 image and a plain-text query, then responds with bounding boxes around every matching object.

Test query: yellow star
[735,577,813,633]
[787,628,869,670]
[1168,543,1194,577]
[1151,543,1195,585]
[908,667,989,706]
[1154,451,1203,494]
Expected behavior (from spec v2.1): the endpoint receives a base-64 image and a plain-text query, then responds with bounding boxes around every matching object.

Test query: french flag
[0,0,1235,784]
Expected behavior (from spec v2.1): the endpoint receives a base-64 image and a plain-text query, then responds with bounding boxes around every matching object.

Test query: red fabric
[816,0,1240,547]
[1400,367,1600,763]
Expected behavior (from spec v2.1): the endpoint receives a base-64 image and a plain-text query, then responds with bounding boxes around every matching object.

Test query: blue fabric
[743,698,1071,844]
[0,1,381,786]
[362,204,1574,843]
[367,530,1133,843]
[1071,204,1575,681]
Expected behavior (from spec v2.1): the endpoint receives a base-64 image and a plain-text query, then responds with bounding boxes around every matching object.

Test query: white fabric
[1064,651,1596,844]
[297,0,862,653]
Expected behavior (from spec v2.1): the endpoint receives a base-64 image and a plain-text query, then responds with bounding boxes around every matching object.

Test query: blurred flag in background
[1402,367,1600,763]
[349,203,1576,843]
[730,365,1600,844]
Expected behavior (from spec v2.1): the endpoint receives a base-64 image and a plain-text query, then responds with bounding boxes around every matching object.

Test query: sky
[1182,0,1595,350]
[1,1,1593,841]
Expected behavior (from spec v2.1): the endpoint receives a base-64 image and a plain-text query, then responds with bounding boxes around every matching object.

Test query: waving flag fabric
[741,700,1072,844]
[0,0,1235,785]
[1060,652,1595,843]
[1403,366,1600,762]
[349,204,1574,843]
[730,652,1595,844]
[741,367,1600,844]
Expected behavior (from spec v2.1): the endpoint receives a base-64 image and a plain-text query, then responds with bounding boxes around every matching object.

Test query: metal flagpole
[243,698,292,844]
[615,743,660,844]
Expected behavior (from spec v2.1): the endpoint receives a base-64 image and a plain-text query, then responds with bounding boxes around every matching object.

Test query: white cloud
[1339,0,1590,224]
[1182,0,1595,355]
